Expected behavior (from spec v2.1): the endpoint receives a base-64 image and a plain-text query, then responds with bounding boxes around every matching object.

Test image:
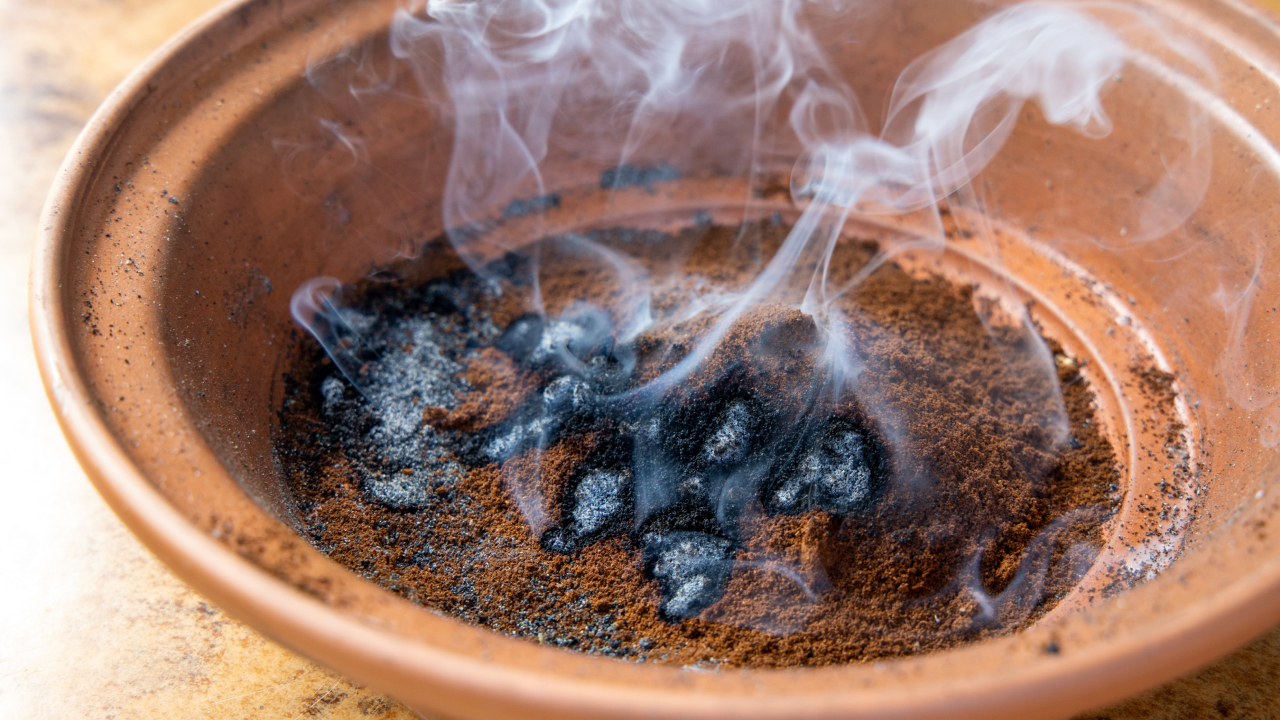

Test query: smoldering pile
[310,241,888,620]
[277,221,1121,666]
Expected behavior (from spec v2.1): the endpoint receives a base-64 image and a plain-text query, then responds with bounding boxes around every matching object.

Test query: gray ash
[643,532,735,619]
[768,418,880,516]
[541,467,632,553]
[313,280,503,509]
[292,245,888,621]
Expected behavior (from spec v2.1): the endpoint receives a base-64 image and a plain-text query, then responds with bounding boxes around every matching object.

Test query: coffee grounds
[275,219,1119,667]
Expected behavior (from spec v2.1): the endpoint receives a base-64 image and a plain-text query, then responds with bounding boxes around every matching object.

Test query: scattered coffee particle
[275,219,1120,667]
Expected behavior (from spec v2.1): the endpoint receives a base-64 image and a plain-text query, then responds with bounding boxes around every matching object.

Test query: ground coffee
[275,219,1118,667]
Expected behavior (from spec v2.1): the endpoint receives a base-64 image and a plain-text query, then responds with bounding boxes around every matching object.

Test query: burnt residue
[461,295,893,619]
[275,221,1120,666]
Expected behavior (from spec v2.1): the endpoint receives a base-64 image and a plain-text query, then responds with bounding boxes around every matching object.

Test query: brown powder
[275,220,1119,667]
[422,348,533,432]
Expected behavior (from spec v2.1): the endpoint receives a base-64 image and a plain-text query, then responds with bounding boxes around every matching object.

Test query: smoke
[291,277,375,397]
[387,0,875,273]
[1214,250,1280,448]
[379,0,1142,403]
[289,0,1216,636]
[294,0,1212,388]
[962,507,1106,629]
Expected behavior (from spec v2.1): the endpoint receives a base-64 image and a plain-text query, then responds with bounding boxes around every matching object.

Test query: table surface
[2,2,1279,718]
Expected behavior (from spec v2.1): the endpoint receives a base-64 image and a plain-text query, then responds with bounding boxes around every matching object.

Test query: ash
[300,256,886,623]
[771,421,877,516]
[314,274,506,510]
[643,532,734,618]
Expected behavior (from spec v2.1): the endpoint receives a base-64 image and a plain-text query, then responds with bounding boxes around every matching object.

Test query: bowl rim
[27,0,1280,717]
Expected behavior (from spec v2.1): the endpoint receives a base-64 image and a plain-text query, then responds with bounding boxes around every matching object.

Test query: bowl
[29,0,1280,717]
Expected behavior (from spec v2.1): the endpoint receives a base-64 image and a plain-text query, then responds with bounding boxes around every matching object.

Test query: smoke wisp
[287,0,1216,638]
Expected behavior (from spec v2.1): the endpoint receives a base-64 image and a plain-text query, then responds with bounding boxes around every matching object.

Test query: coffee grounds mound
[275,220,1119,667]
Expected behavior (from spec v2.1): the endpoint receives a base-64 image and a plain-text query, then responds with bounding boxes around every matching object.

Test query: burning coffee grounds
[276,219,1119,667]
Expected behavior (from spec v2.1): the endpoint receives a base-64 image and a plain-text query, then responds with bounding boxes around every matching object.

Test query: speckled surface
[1,1,1278,718]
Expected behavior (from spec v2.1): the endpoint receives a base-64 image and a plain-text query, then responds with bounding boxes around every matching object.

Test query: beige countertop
[1,2,1277,718]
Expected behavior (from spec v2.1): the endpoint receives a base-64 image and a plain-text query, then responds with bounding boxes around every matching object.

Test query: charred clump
[424,293,892,619]
[301,243,890,620]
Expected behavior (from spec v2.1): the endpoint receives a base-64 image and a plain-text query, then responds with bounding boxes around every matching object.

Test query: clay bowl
[29,0,1280,717]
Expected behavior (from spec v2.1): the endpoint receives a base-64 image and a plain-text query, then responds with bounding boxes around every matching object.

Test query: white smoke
[290,0,1218,630]
[290,0,1219,468]
[287,0,1216,497]
[377,1,1167,398]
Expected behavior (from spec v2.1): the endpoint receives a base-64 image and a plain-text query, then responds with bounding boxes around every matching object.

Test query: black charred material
[765,416,887,516]
[480,311,635,464]
[312,258,888,622]
[502,192,562,218]
[631,390,782,534]
[488,312,889,619]
[643,532,734,619]
[494,314,544,363]
[542,436,636,554]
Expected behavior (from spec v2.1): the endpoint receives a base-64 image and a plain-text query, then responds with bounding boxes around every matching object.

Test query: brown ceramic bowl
[30,0,1280,717]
